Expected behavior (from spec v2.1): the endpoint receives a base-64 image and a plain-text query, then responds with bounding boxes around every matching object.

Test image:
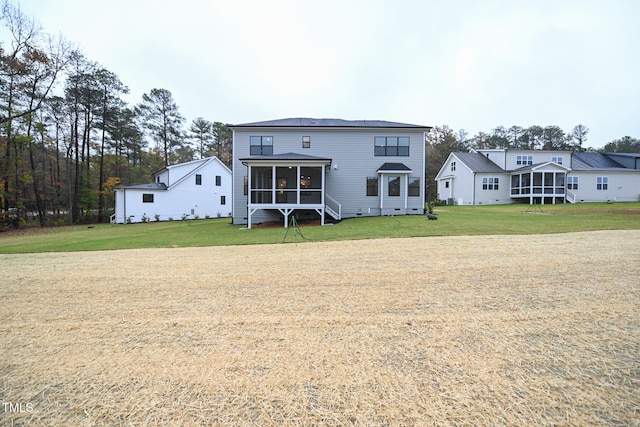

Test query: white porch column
[271,166,276,206]
[404,175,409,209]
[321,165,326,226]
[379,175,384,210]
[247,165,252,229]
[529,171,534,204]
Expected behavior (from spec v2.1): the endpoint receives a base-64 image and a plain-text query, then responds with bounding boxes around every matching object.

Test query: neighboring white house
[112,156,232,223]
[230,118,431,228]
[435,149,640,205]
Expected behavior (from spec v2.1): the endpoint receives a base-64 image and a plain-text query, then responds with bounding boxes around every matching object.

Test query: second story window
[250,136,273,155]
[374,137,409,156]
[451,161,456,171]
[517,155,533,165]
[215,175,221,186]
[195,174,202,185]
[552,156,563,165]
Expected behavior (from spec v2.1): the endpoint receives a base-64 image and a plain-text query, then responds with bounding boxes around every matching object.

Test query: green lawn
[1,202,638,253]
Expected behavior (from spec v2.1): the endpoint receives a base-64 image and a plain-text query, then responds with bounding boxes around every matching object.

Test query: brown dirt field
[1,230,639,426]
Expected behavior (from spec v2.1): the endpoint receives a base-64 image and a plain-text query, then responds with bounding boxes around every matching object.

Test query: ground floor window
[221,195,226,205]
[408,177,421,196]
[482,177,499,190]
[143,194,154,203]
[568,176,578,190]
[366,177,378,196]
[388,176,400,196]
[597,176,608,190]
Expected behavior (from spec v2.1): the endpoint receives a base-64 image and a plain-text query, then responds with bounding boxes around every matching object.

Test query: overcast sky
[12,0,640,148]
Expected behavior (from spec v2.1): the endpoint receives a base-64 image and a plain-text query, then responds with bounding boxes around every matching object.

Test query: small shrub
[154,214,161,222]
[168,217,174,221]
[181,214,188,221]
[141,213,148,223]
[426,203,434,215]
[216,212,222,218]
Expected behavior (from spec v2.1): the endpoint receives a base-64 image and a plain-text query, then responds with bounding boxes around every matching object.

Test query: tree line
[2,2,639,229]
[0,2,232,229]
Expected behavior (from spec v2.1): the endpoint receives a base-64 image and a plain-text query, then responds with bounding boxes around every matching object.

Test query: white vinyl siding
[232,128,425,224]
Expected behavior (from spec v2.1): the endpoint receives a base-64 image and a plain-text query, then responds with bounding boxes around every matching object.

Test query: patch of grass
[0,202,638,253]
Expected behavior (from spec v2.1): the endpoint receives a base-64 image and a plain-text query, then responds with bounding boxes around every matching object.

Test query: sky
[11,0,640,148]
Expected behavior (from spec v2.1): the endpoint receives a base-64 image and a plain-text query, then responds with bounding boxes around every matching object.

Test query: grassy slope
[0,202,638,254]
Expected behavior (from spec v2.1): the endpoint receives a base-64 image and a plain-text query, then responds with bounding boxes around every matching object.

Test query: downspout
[123,188,126,224]
[231,129,236,224]
[423,130,427,206]
[472,172,476,205]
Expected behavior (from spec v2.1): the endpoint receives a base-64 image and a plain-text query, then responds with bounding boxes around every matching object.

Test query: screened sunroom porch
[510,163,571,204]
[240,153,333,228]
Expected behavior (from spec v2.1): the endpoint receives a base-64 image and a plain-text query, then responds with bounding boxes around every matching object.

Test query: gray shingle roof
[232,117,430,129]
[123,183,167,190]
[454,152,505,173]
[571,152,625,170]
[377,162,412,172]
[239,152,332,162]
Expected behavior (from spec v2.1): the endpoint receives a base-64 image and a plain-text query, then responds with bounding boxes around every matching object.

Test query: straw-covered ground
[1,230,639,426]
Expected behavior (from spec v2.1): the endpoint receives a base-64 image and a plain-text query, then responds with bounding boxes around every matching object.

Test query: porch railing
[325,195,341,220]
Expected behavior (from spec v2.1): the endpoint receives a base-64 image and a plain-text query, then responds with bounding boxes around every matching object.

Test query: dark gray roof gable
[377,162,412,172]
[232,117,430,129]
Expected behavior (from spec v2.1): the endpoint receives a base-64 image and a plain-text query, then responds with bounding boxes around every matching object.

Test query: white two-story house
[231,118,431,228]
[112,156,232,223]
[435,149,640,205]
